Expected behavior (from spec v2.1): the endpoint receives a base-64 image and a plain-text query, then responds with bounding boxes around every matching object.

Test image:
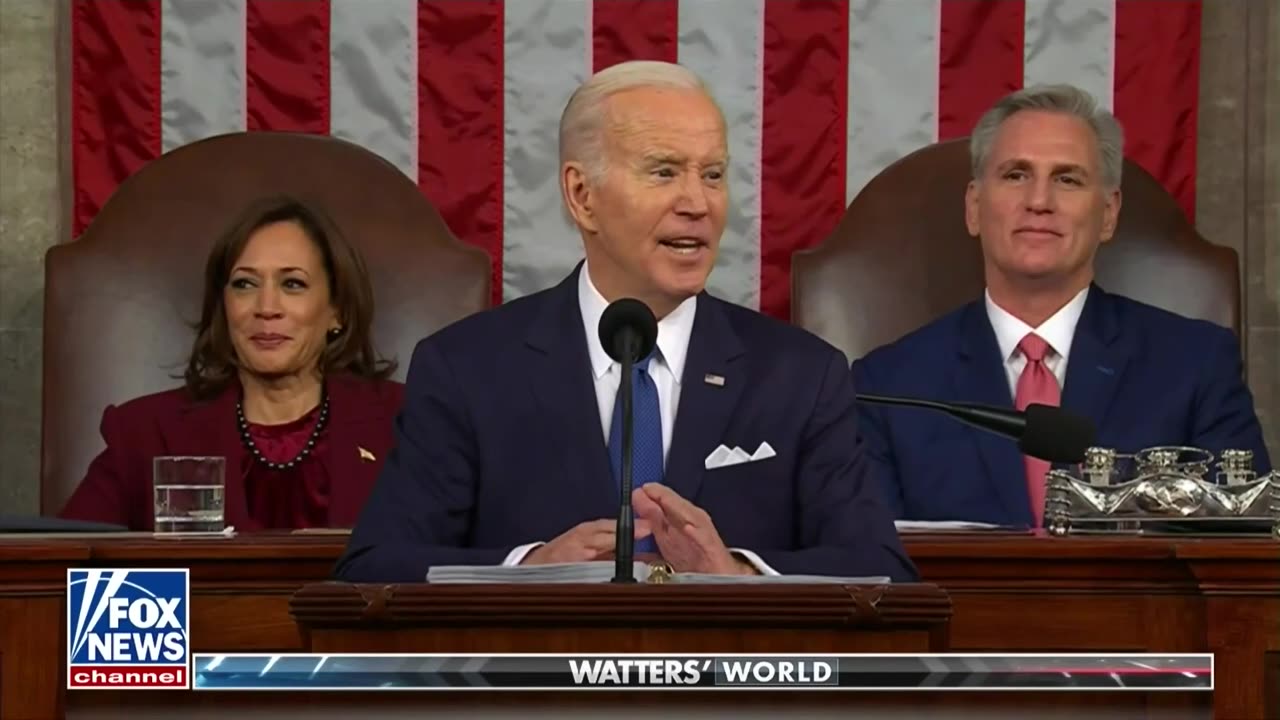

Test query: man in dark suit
[336,60,915,583]
[851,84,1272,528]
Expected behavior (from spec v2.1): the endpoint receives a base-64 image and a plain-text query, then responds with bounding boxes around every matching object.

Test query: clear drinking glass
[153,456,226,534]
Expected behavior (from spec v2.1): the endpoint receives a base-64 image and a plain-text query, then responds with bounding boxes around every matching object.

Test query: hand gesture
[522,518,653,565]
[632,484,757,575]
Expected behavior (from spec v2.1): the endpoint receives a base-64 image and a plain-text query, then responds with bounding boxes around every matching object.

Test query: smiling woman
[187,197,392,404]
[59,196,406,532]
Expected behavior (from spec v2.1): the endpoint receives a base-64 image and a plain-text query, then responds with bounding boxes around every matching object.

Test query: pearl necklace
[236,394,330,471]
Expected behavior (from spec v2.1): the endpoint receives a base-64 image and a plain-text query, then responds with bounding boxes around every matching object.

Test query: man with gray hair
[851,83,1270,529]
[337,60,915,583]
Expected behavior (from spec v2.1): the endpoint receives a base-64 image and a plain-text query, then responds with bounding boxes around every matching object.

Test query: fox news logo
[67,569,190,689]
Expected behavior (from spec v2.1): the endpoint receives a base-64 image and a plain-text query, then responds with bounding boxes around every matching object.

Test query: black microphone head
[598,298,658,364]
[1019,404,1097,463]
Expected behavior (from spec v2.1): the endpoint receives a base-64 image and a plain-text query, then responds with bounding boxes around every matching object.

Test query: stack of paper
[674,572,890,584]
[893,520,1007,532]
[426,561,889,585]
[427,561,644,584]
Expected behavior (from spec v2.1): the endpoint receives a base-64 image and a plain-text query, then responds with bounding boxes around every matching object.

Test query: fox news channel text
[67,568,191,689]
[190,653,1213,691]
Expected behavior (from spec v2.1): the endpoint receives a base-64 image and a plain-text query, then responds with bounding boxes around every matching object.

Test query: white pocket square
[705,442,776,469]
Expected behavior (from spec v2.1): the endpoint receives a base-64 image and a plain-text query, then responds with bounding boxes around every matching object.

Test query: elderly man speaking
[336,61,914,584]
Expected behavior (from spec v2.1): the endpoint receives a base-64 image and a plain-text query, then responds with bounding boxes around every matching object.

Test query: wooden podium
[292,581,950,653]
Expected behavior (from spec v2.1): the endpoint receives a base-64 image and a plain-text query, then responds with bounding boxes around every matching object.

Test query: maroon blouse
[242,406,330,529]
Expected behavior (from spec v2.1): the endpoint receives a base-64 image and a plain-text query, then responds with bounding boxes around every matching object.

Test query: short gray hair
[559,60,713,183]
[969,84,1124,189]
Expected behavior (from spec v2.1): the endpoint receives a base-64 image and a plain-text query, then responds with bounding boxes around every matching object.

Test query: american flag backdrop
[70,0,1201,319]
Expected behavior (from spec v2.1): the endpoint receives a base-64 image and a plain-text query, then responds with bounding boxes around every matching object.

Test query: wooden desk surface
[1,533,1275,720]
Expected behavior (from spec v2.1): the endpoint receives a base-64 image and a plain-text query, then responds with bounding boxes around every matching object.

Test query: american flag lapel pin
[704,373,726,387]
[358,447,376,462]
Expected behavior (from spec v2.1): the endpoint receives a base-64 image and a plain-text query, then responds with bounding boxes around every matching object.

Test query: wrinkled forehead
[602,88,728,157]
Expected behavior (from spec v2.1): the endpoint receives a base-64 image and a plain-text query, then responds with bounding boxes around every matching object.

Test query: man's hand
[632,484,758,575]
[521,518,653,565]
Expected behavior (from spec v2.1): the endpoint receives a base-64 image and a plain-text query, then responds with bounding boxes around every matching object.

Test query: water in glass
[153,456,226,533]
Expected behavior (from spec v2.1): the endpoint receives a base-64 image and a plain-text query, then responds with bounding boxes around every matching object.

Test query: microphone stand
[611,333,638,584]
[856,393,953,413]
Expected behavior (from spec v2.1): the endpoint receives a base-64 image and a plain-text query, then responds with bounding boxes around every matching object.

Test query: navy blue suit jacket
[851,285,1272,527]
[336,267,915,582]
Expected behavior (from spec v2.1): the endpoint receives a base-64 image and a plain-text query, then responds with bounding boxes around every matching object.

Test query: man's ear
[964,180,981,237]
[561,162,599,233]
[1099,187,1122,243]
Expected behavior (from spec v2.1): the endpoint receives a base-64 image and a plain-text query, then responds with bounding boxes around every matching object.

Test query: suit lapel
[523,268,618,514]
[161,385,252,526]
[955,301,1030,523]
[322,375,388,527]
[664,296,746,502]
[1062,285,1129,436]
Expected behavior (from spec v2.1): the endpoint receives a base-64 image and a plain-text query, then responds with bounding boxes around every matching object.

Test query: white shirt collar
[578,261,697,383]
[984,285,1089,363]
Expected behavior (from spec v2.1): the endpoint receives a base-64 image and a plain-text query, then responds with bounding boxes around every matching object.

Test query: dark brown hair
[184,195,395,400]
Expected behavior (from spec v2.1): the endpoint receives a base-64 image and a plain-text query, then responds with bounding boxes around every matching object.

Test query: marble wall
[0,0,59,510]
[1,1,1277,512]
[1197,0,1280,471]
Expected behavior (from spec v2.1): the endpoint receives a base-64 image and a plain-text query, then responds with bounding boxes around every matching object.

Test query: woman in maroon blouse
[60,196,405,531]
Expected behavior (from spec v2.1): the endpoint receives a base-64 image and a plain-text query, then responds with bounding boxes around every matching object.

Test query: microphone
[855,393,1096,464]
[598,298,659,584]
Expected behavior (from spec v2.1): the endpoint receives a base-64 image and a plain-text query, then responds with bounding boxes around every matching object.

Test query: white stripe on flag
[1023,0,1116,109]
[846,0,941,204]
[502,0,590,301]
[329,0,419,180]
[678,0,765,310]
[160,0,246,152]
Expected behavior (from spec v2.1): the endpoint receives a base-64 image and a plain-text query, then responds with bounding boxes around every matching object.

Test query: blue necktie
[608,352,663,554]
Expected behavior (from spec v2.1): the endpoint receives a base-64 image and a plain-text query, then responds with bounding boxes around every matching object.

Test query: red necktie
[1014,333,1060,527]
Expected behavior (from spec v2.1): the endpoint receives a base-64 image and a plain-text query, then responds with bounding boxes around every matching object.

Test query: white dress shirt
[503,262,777,575]
[580,261,696,461]
[984,286,1090,397]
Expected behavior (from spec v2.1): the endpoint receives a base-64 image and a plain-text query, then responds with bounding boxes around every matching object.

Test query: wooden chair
[792,138,1239,364]
[42,131,491,514]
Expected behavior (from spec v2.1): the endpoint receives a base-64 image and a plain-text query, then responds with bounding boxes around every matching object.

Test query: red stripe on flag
[938,0,1024,141]
[592,0,678,71]
[759,1,849,322]
[418,1,505,308]
[70,0,162,238]
[246,0,330,134]
[1115,0,1200,221]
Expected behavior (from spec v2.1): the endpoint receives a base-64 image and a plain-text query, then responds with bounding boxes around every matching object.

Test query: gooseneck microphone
[855,393,1096,464]
[598,299,659,584]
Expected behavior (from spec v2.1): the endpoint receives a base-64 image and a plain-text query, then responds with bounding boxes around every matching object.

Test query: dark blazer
[850,285,1272,527]
[335,267,915,583]
[59,373,405,530]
